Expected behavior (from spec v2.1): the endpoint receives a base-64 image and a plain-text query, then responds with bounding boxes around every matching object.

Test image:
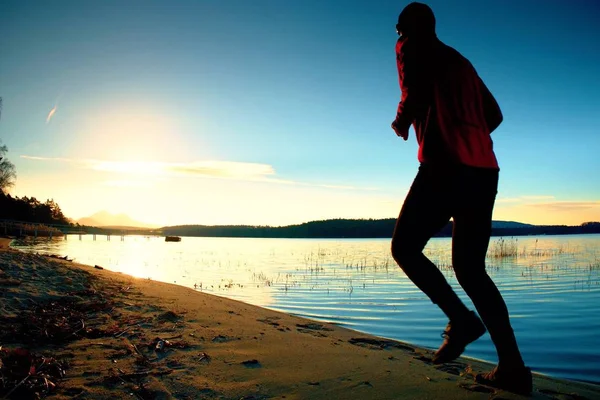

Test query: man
[390,2,532,395]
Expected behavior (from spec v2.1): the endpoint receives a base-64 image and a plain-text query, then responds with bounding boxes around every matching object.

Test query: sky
[1,0,599,227]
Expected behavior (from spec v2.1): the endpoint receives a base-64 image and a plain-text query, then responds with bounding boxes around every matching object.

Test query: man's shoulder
[437,40,476,71]
[438,41,463,58]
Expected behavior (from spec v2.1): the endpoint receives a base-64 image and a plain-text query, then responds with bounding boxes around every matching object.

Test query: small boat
[165,236,181,242]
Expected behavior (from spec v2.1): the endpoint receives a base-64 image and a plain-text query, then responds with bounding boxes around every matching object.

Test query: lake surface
[12,234,600,384]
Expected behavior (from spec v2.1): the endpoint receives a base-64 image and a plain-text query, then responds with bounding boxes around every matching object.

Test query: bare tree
[1,98,17,192]
[0,140,16,194]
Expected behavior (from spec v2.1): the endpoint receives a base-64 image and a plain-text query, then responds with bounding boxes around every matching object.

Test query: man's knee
[391,236,421,267]
[454,265,488,289]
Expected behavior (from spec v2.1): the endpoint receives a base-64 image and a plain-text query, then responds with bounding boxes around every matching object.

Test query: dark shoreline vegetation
[160,219,600,239]
[0,193,70,226]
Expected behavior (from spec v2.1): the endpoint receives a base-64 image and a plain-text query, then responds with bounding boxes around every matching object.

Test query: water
[12,234,600,383]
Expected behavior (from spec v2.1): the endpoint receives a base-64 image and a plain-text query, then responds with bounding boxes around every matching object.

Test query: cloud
[166,161,275,179]
[496,197,524,203]
[20,155,375,191]
[21,155,72,162]
[104,180,154,188]
[21,156,273,179]
[495,196,600,213]
[496,195,556,203]
[523,201,600,212]
[494,196,600,212]
[318,183,377,191]
[46,105,57,124]
[521,195,556,200]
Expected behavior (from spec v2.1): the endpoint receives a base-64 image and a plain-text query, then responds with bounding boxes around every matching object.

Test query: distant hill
[491,221,535,229]
[78,211,158,229]
[159,219,599,239]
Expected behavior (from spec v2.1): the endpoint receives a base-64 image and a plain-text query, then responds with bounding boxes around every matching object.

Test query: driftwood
[0,348,67,399]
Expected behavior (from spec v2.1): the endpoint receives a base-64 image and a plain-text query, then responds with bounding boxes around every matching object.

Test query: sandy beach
[1,237,598,400]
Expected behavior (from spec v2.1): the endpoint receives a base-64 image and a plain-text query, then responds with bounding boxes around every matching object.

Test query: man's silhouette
[390,2,532,394]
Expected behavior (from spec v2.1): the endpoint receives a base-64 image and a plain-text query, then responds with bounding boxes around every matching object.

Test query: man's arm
[479,77,503,134]
[392,37,430,139]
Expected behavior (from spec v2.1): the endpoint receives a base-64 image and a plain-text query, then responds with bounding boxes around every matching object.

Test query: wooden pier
[0,219,160,241]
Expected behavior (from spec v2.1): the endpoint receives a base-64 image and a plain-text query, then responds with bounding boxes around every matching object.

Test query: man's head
[396,2,436,38]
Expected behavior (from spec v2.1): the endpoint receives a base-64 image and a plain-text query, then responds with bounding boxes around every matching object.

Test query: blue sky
[1,0,599,226]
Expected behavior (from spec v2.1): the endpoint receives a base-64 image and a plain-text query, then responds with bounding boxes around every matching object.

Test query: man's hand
[391,118,409,141]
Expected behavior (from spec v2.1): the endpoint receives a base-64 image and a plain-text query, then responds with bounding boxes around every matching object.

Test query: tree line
[1,132,71,226]
[0,193,71,226]
[161,219,600,239]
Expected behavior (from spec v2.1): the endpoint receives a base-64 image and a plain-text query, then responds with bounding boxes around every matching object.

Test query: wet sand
[0,239,598,399]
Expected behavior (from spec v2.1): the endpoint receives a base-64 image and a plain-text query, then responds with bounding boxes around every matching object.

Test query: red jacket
[395,36,502,169]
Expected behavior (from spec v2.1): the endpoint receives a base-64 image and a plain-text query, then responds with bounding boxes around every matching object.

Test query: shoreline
[1,241,599,399]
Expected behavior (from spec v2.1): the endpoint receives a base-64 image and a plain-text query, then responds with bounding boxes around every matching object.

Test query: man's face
[396,23,411,40]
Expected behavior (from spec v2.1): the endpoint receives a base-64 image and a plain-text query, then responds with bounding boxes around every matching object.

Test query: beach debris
[148,337,190,353]
[46,254,72,262]
[0,277,21,286]
[94,265,104,270]
[105,367,173,384]
[114,326,132,338]
[0,348,68,399]
[162,334,183,340]
[198,352,211,363]
[0,292,116,344]
[155,339,166,352]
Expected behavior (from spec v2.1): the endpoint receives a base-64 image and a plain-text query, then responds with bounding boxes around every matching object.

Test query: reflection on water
[13,234,600,383]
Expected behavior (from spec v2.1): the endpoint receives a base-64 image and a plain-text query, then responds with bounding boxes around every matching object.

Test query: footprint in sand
[434,362,469,376]
[211,335,234,343]
[256,316,281,327]
[296,323,333,331]
[348,337,416,353]
[297,328,327,337]
[241,359,261,368]
[412,353,433,364]
[352,380,374,389]
[296,323,334,337]
[458,383,496,394]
